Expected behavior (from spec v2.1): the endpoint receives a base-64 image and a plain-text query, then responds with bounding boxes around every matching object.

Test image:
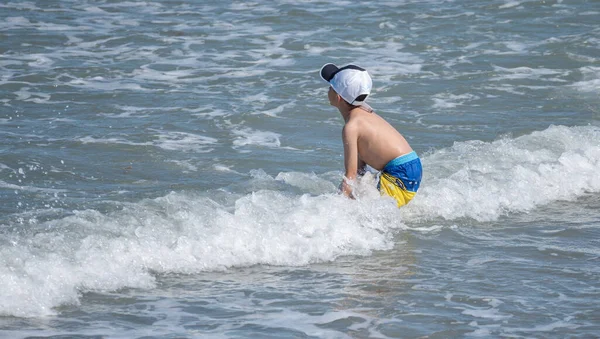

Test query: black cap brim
[320,63,339,82]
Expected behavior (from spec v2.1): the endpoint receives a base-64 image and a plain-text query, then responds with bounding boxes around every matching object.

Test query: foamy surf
[0,187,403,317]
[1,125,599,318]
[404,125,600,222]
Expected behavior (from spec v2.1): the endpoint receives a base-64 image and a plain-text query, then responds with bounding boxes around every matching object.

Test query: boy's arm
[341,123,359,198]
[357,157,367,176]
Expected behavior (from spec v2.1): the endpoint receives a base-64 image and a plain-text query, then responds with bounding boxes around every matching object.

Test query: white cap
[320,63,372,105]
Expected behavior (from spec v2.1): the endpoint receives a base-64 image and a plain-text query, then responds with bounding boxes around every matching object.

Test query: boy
[320,63,422,207]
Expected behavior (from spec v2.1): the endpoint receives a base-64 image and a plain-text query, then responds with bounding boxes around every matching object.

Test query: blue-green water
[1,0,599,337]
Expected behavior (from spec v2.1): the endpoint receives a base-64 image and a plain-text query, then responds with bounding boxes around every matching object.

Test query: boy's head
[320,63,372,107]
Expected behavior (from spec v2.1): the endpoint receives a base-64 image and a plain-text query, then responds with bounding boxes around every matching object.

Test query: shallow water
[1,0,599,337]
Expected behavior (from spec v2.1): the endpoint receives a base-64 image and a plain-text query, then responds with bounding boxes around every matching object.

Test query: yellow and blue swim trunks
[378,151,422,207]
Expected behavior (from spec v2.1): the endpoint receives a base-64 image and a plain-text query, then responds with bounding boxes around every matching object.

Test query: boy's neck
[339,106,351,122]
[339,105,370,123]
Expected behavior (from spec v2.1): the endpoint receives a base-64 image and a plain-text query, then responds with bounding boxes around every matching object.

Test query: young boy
[320,63,422,207]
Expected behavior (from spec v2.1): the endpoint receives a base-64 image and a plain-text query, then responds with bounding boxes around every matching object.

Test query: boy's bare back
[344,107,413,171]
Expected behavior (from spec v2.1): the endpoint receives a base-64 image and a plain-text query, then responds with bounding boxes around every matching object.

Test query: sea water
[1,0,599,338]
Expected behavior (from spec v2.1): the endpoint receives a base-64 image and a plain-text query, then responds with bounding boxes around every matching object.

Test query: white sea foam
[256,101,297,117]
[212,163,245,175]
[0,184,403,317]
[431,93,480,109]
[569,66,600,93]
[83,6,108,13]
[132,65,198,83]
[68,78,144,91]
[499,1,521,9]
[3,16,31,27]
[275,171,338,195]
[13,87,52,103]
[79,131,218,153]
[0,180,67,194]
[165,159,198,172]
[402,125,600,222]
[231,127,282,148]
[490,66,567,82]
[35,22,89,32]
[189,106,231,118]
[79,136,151,147]
[153,131,218,152]
[98,106,151,118]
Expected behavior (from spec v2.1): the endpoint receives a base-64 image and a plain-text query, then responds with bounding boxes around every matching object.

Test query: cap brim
[320,63,339,82]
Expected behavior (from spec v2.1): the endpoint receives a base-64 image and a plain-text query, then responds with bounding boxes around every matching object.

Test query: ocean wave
[1,125,599,317]
[404,124,600,221]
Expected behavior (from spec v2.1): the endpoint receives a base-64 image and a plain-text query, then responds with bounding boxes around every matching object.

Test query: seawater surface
[1,0,599,338]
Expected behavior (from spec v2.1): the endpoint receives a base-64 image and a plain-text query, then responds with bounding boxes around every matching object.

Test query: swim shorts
[378,151,422,207]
